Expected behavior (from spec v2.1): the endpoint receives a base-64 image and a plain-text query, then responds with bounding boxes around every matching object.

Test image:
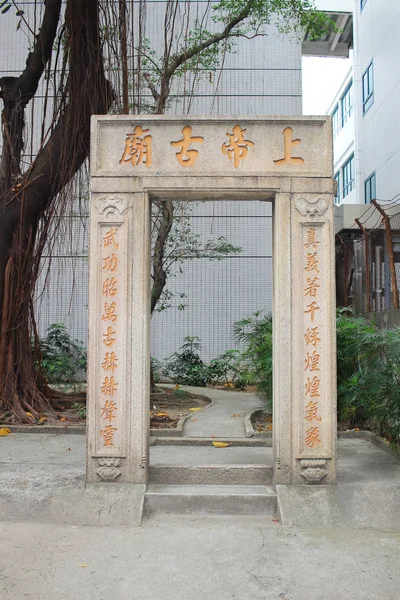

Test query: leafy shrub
[233,312,273,404]
[36,323,87,383]
[163,336,208,386]
[205,349,245,388]
[336,308,400,442]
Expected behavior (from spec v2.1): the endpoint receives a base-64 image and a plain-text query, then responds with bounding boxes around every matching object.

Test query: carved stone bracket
[96,457,123,481]
[95,197,129,219]
[295,197,329,218]
[299,459,327,484]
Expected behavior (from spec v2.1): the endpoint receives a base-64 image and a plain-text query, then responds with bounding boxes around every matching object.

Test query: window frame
[362,62,374,114]
[332,105,340,138]
[364,172,376,204]
[342,154,355,199]
[334,171,341,205]
[341,81,353,127]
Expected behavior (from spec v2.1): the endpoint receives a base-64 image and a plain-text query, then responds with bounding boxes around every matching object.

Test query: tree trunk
[0,0,113,423]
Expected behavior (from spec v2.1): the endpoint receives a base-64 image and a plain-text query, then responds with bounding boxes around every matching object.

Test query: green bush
[163,336,208,387]
[36,323,87,383]
[336,308,400,442]
[233,312,273,405]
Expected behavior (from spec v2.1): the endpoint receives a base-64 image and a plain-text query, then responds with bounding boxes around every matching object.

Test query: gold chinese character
[103,254,119,272]
[305,426,321,448]
[222,125,254,168]
[304,351,320,372]
[170,126,204,166]
[305,327,321,348]
[305,400,322,422]
[304,277,320,298]
[101,376,118,396]
[100,399,118,422]
[305,252,320,273]
[119,125,152,168]
[100,424,118,447]
[101,351,118,372]
[273,127,304,166]
[103,277,118,297]
[103,326,116,346]
[304,301,320,322]
[305,376,321,397]
[304,228,320,249]
[102,302,117,323]
[103,227,119,249]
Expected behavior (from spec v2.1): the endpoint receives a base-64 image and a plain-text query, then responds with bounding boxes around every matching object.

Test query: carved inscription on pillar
[91,197,129,464]
[294,196,335,469]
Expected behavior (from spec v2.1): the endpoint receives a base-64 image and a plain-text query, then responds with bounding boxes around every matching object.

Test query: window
[342,154,355,198]
[332,105,340,137]
[361,0,368,10]
[334,171,341,204]
[364,172,376,204]
[362,62,374,114]
[341,81,353,126]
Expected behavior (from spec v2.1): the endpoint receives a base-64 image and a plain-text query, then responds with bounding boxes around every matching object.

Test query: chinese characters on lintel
[119,125,304,168]
[303,227,322,449]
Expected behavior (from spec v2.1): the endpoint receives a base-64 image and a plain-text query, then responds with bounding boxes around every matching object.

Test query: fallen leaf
[268,424,273,430]
[60,417,67,422]
[79,564,87,568]
[39,416,47,423]
[189,407,202,412]
[0,428,11,437]
[154,412,168,417]
[354,427,360,431]
[231,413,241,417]
[25,412,34,418]
[66,447,72,451]
[192,418,198,422]
[212,435,216,438]
[212,441,232,448]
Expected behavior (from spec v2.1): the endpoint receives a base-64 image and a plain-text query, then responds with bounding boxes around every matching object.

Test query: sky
[302,53,353,115]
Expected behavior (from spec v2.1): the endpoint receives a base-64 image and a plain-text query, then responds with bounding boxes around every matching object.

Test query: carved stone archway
[87,116,336,486]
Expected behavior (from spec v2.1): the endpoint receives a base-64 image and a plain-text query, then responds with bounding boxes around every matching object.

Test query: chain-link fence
[336,200,400,316]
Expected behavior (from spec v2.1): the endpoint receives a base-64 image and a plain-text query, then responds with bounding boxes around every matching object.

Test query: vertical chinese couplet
[303,226,323,452]
[99,225,121,452]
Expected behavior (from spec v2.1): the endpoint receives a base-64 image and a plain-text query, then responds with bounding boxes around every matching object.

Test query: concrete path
[176,385,266,438]
[1,517,399,600]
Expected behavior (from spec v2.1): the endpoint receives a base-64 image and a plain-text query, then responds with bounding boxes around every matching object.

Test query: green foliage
[205,349,246,388]
[336,308,400,442]
[72,403,87,419]
[163,336,209,387]
[151,357,163,383]
[36,323,87,384]
[233,312,273,404]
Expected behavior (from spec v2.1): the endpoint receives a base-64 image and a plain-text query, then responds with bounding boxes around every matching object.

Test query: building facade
[332,0,400,207]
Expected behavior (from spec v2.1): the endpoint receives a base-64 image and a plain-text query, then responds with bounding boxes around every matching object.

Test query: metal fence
[336,200,400,315]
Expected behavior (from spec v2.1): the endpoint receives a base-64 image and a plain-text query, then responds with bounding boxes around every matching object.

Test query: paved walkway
[176,386,267,438]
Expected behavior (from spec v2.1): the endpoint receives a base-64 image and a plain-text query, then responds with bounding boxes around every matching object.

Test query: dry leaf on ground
[189,407,202,412]
[0,428,11,437]
[212,441,232,448]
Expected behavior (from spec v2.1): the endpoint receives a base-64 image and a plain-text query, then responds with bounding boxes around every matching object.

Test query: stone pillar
[87,192,150,484]
[273,191,336,485]
[273,192,292,485]
[291,193,337,484]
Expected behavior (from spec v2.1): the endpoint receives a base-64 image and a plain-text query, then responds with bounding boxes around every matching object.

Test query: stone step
[150,464,273,485]
[143,484,277,516]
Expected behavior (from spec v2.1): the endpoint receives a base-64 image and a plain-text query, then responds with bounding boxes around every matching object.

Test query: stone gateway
[88,115,336,486]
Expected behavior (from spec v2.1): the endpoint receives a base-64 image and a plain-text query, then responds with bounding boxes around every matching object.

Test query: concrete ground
[179,386,266,437]
[1,433,400,598]
[1,516,399,600]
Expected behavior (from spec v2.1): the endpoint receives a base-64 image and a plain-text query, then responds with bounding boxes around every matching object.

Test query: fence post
[371,199,399,310]
[355,219,371,313]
